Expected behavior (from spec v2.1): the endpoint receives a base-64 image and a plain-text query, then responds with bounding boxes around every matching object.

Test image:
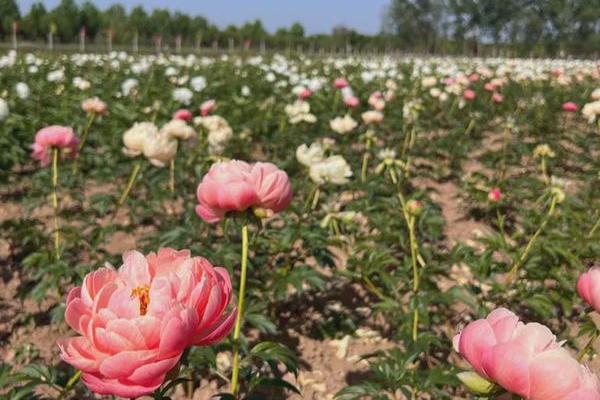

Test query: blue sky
[17,0,390,35]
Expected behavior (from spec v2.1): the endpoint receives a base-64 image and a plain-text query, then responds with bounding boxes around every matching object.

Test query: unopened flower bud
[457,371,496,395]
[488,187,502,202]
[406,199,423,216]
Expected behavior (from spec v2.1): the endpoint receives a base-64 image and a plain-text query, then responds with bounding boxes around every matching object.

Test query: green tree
[49,0,79,42]
[0,0,20,39]
[21,2,47,40]
[79,1,101,40]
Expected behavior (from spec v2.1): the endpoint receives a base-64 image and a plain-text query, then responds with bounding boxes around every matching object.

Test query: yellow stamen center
[130,285,150,315]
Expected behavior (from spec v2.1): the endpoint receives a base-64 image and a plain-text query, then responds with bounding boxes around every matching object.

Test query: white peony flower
[73,76,91,90]
[0,98,8,121]
[296,143,325,167]
[47,69,65,82]
[172,87,193,105]
[309,155,353,185]
[121,78,139,96]
[190,76,207,92]
[15,82,29,99]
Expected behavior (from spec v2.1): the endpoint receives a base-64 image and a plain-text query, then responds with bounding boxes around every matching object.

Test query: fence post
[79,26,86,52]
[133,31,139,53]
[175,34,182,53]
[12,21,18,50]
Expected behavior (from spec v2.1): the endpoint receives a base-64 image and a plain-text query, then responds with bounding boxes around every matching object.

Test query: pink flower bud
[488,188,502,202]
[463,89,476,101]
[334,77,349,89]
[173,108,193,121]
[562,102,579,113]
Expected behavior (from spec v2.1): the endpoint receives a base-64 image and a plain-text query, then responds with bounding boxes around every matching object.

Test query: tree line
[385,0,600,57]
[1,0,598,57]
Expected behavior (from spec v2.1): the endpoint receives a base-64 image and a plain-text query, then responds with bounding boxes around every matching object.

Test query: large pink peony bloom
[454,308,600,400]
[58,248,236,398]
[32,125,79,167]
[195,160,292,223]
[578,266,600,312]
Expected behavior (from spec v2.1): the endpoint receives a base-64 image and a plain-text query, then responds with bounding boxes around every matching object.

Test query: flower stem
[115,161,142,218]
[311,187,321,210]
[588,213,600,238]
[578,329,599,362]
[361,152,370,182]
[231,223,249,397]
[72,112,95,174]
[398,191,421,341]
[169,158,175,194]
[58,370,81,400]
[508,196,558,281]
[51,148,61,260]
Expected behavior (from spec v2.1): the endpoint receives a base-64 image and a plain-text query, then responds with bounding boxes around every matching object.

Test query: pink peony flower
[81,97,108,115]
[488,187,502,202]
[492,92,504,103]
[344,95,359,108]
[173,108,193,121]
[58,248,236,398]
[578,266,600,313]
[562,102,579,113]
[334,77,349,89]
[454,308,600,400]
[195,160,292,223]
[484,82,496,92]
[463,89,476,101]
[200,99,216,116]
[248,162,293,215]
[469,73,479,82]
[32,125,79,167]
[298,88,312,100]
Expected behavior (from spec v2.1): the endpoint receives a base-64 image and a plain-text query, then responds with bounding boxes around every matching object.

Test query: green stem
[508,196,558,281]
[541,157,549,184]
[578,329,599,362]
[72,112,96,174]
[398,190,421,341]
[52,148,61,261]
[230,223,249,397]
[58,370,81,400]
[361,152,370,183]
[311,186,321,210]
[169,158,175,194]
[588,212,600,238]
[114,161,142,218]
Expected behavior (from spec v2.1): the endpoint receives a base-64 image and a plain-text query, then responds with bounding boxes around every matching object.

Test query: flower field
[1,49,600,399]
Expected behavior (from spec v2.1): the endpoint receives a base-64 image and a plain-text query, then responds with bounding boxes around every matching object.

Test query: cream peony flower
[122,122,158,157]
[285,100,317,124]
[330,115,357,134]
[143,132,178,167]
[361,110,384,125]
[161,119,196,141]
[296,143,325,167]
[309,155,353,185]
